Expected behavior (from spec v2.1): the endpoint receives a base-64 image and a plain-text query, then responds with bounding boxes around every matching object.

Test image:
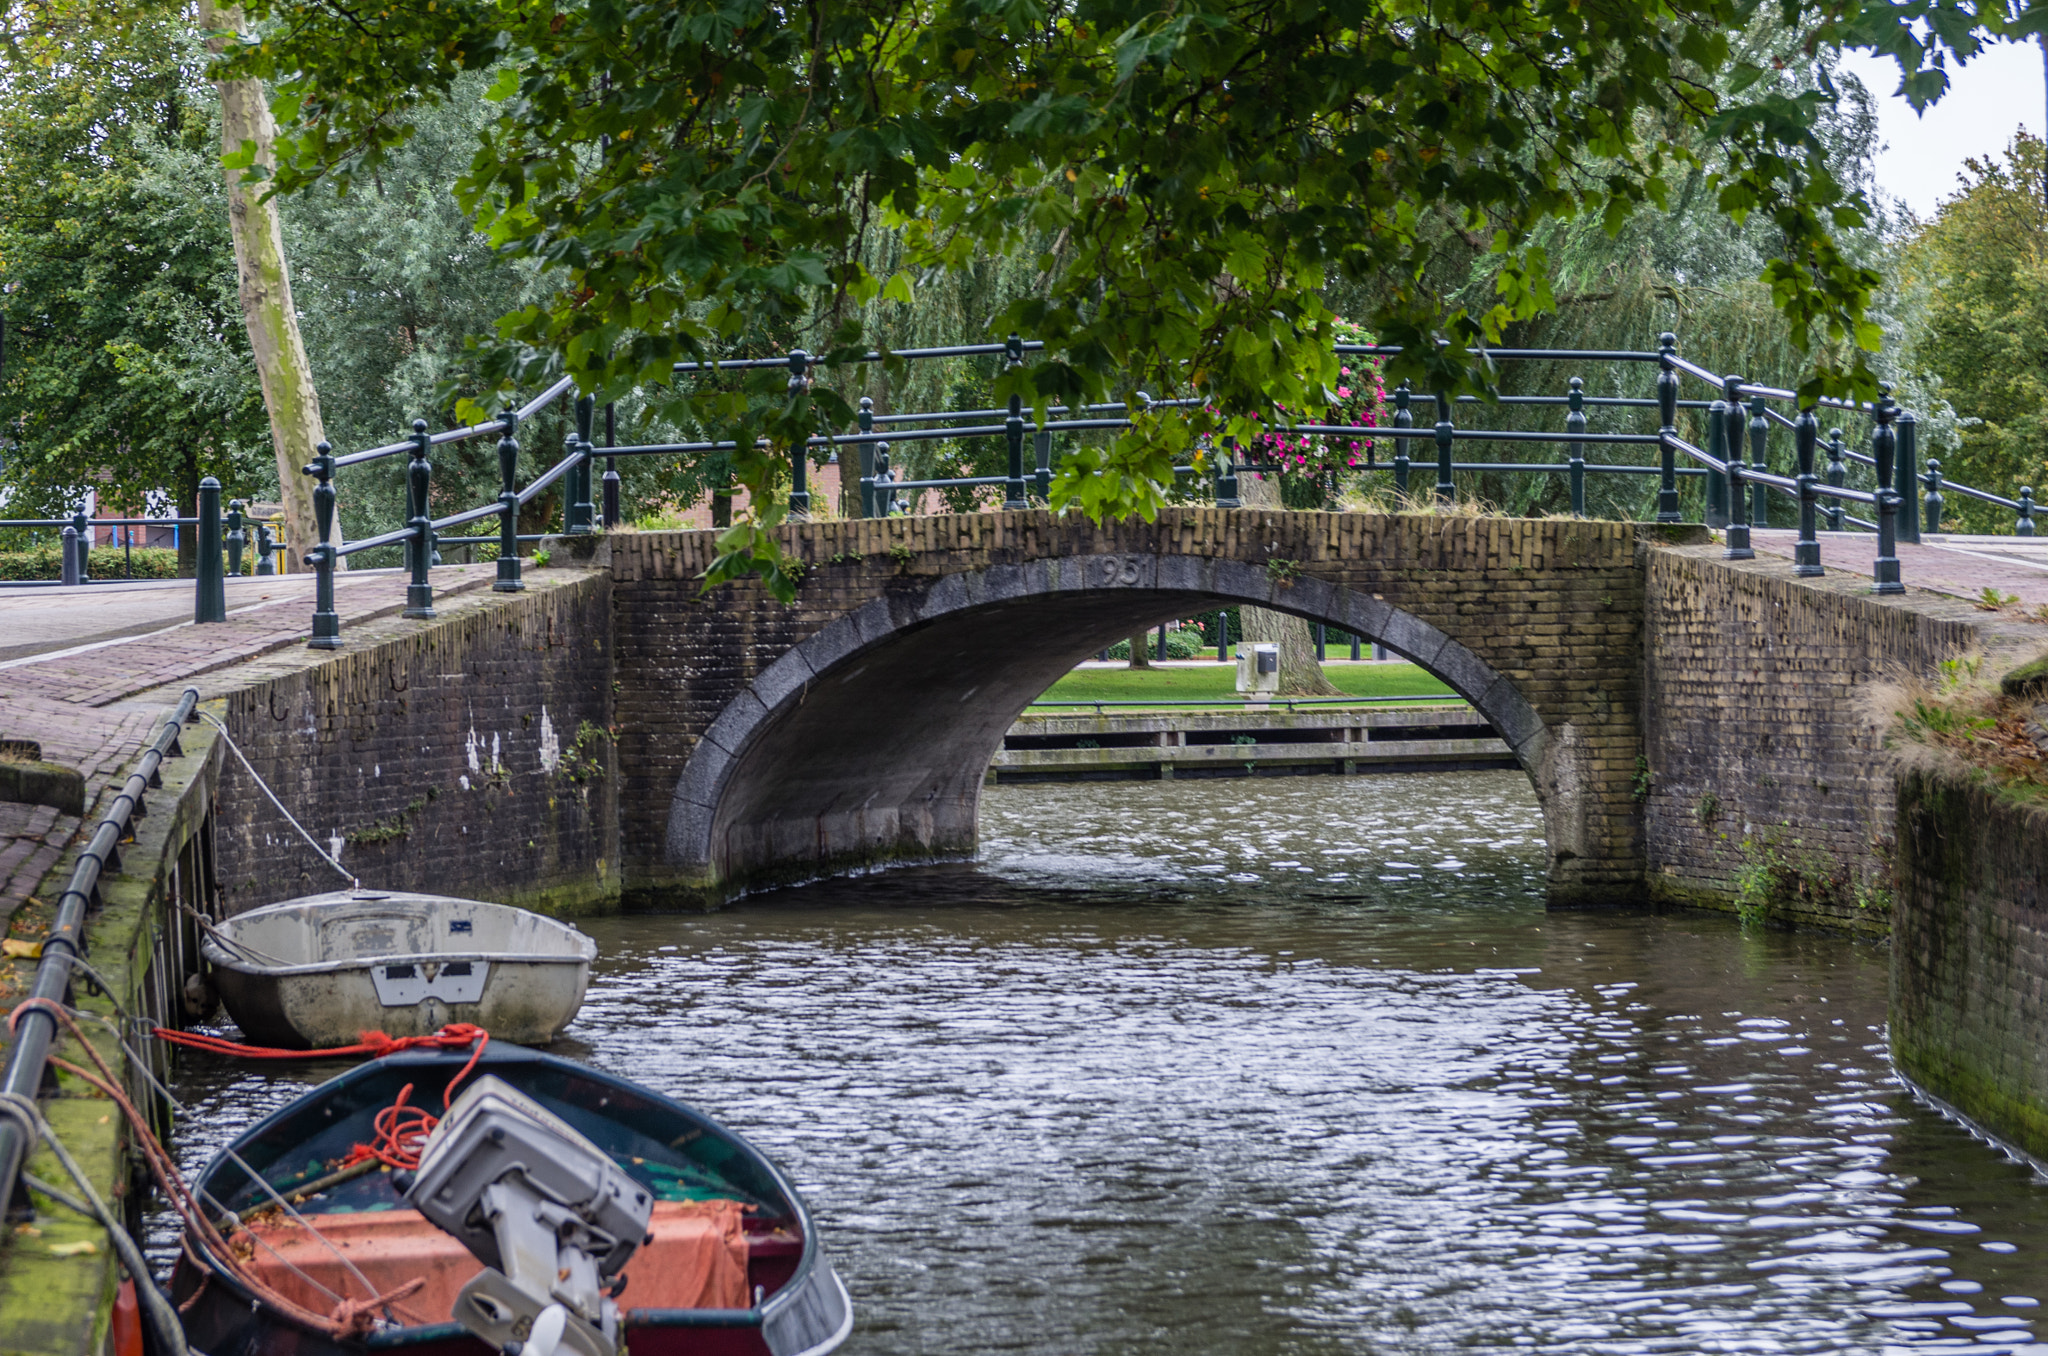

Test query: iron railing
[285,335,2041,646]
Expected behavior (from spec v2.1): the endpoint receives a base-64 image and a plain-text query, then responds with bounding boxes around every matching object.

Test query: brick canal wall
[208,572,618,917]
[1891,769,2048,1163]
[1640,547,1979,933]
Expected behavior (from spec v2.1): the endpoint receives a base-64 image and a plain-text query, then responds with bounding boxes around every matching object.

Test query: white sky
[1838,40,2046,219]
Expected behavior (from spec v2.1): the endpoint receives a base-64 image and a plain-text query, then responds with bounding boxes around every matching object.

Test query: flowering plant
[1240,317,1387,483]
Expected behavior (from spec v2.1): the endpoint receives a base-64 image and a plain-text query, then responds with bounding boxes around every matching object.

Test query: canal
[164,772,2048,1354]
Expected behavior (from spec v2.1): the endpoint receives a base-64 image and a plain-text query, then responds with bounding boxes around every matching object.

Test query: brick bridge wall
[610,509,1671,908]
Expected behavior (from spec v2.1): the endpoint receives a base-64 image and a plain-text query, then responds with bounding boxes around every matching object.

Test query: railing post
[1825,429,1847,532]
[787,350,811,518]
[1723,377,1752,560]
[1871,387,1904,594]
[856,397,878,517]
[70,508,90,581]
[2018,487,2036,537]
[1034,424,1053,503]
[405,419,437,619]
[1923,459,1944,535]
[306,445,342,648]
[1896,407,1921,544]
[1392,383,1412,497]
[1794,407,1822,577]
[1566,376,1587,517]
[60,526,80,586]
[494,411,525,593]
[568,394,596,534]
[1656,334,1680,522]
[1433,391,1455,505]
[602,400,621,529]
[226,499,246,577]
[1216,437,1240,507]
[1705,392,1730,531]
[1003,334,1028,511]
[194,477,226,622]
[255,521,277,576]
[1748,394,1771,529]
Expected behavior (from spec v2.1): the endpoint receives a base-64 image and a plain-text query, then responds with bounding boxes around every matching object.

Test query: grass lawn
[1034,661,1458,709]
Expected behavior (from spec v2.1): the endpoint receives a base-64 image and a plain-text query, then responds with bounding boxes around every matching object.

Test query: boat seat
[238,1198,751,1327]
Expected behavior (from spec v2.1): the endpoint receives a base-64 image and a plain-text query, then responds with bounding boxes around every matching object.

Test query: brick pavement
[0,565,502,926]
[1751,529,2048,609]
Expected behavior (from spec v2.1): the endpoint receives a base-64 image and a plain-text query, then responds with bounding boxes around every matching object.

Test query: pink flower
[1337,387,1352,399]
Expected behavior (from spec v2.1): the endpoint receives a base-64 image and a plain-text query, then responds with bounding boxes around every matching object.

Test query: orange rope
[150,1022,489,1062]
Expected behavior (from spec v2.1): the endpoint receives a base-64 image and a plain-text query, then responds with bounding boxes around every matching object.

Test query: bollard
[857,396,878,518]
[404,419,436,619]
[1567,377,1587,517]
[226,500,246,577]
[60,526,80,586]
[1923,460,1944,535]
[1706,393,1730,531]
[1216,610,1231,662]
[1793,408,1822,577]
[1896,408,1921,544]
[1656,335,1680,521]
[1722,378,1753,560]
[602,400,621,529]
[1871,388,1904,594]
[1315,623,1327,662]
[494,411,524,592]
[1825,429,1847,532]
[2019,487,2036,537]
[568,394,596,534]
[786,352,812,518]
[1156,625,1167,662]
[1392,383,1412,496]
[195,477,227,623]
[71,508,90,581]
[1748,394,1771,529]
[1003,335,1028,511]
[256,522,277,576]
[306,446,342,647]
[1432,391,1454,505]
[875,441,893,517]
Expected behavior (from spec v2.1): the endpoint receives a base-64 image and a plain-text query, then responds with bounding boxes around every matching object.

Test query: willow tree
[196,0,2017,596]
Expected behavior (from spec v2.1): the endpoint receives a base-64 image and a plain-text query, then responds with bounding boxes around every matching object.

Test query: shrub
[1105,625,1207,660]
[0,542,185,581]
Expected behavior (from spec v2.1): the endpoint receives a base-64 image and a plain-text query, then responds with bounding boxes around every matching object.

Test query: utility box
[1237,642,1280,696]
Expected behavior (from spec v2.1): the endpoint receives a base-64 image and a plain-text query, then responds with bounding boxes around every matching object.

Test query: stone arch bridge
[610,509,1661,908]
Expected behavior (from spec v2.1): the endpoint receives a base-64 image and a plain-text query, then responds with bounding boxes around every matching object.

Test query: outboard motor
[400,1075,653,1356]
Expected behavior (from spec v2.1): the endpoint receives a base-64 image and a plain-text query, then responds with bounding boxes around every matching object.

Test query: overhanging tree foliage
[193,0,2029,595]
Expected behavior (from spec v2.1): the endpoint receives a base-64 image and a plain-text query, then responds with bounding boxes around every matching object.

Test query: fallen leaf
[48,1240,97,1256]
[2,940,42,960]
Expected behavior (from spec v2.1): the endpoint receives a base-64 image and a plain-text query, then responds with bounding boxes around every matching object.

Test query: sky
[1838,40,2046,219]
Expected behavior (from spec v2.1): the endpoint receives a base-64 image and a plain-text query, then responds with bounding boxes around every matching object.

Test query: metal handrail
[0,689,198,1219]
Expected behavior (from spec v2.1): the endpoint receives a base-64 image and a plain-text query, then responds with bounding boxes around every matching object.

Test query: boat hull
[171,1046,851,1356]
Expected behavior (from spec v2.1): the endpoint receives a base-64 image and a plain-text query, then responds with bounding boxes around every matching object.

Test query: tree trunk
[1237,472,1339,696]
[198,2,329,573]
[1126,631,1152,668]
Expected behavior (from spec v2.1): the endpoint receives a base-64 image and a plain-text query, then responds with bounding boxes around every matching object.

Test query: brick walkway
[1750,529,2048,609]
[0,566,502,926]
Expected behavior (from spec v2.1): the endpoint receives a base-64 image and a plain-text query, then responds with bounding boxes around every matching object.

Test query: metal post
[1872,388,1904,594]
[256,522,276,576]
[306,446,342,648]
[603,400,621,529]
[1825,429,1847,532]
[405,420,436,618]
[1794,407,1822,577]
[1392,383,1412,497]
[1316,623,1327,662]
[1433,391,1454,505]
[1748,394,1771,529]
[1566,376,1587,517]
[1156,625,1167,662]
[875,441,893,516]
[1217,437,1240,507]
[856,397,878,518]
[1896,408,1921,544]
[1350,631,1361,661]
[1723,378,1752,560]
[60,526,80,586]
[1034,425,1052,503]
[494,412,524,593]
[1923,460,1944,535]
[226,500,246,577]
[1704,394,1730,531]
[1003,335,1028,511]
[71,508,89,581]
[194,477,226,622]
[1216,610,1230,662]
[2018,487,2037,537]
[786,350,811,518]
[568,394,596,534]
[1656,334,1680,521]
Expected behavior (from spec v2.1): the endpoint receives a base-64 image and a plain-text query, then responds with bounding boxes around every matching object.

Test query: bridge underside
[639,541,1633,910]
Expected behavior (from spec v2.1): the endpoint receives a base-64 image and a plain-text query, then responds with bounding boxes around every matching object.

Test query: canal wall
[1891,768,2048,1164]
[1640,546,1980,933]
[205,571,619,917]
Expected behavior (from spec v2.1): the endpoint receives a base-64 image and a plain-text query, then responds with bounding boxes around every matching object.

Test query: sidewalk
[1749,529,2048,609]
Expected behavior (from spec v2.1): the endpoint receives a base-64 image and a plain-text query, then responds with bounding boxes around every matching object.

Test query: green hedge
[0,542,187,581]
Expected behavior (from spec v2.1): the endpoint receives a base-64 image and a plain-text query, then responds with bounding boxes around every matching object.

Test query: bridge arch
[662,552,1596,904]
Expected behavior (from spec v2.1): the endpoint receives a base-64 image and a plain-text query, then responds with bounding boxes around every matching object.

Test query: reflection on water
[163,773,2048,1355]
